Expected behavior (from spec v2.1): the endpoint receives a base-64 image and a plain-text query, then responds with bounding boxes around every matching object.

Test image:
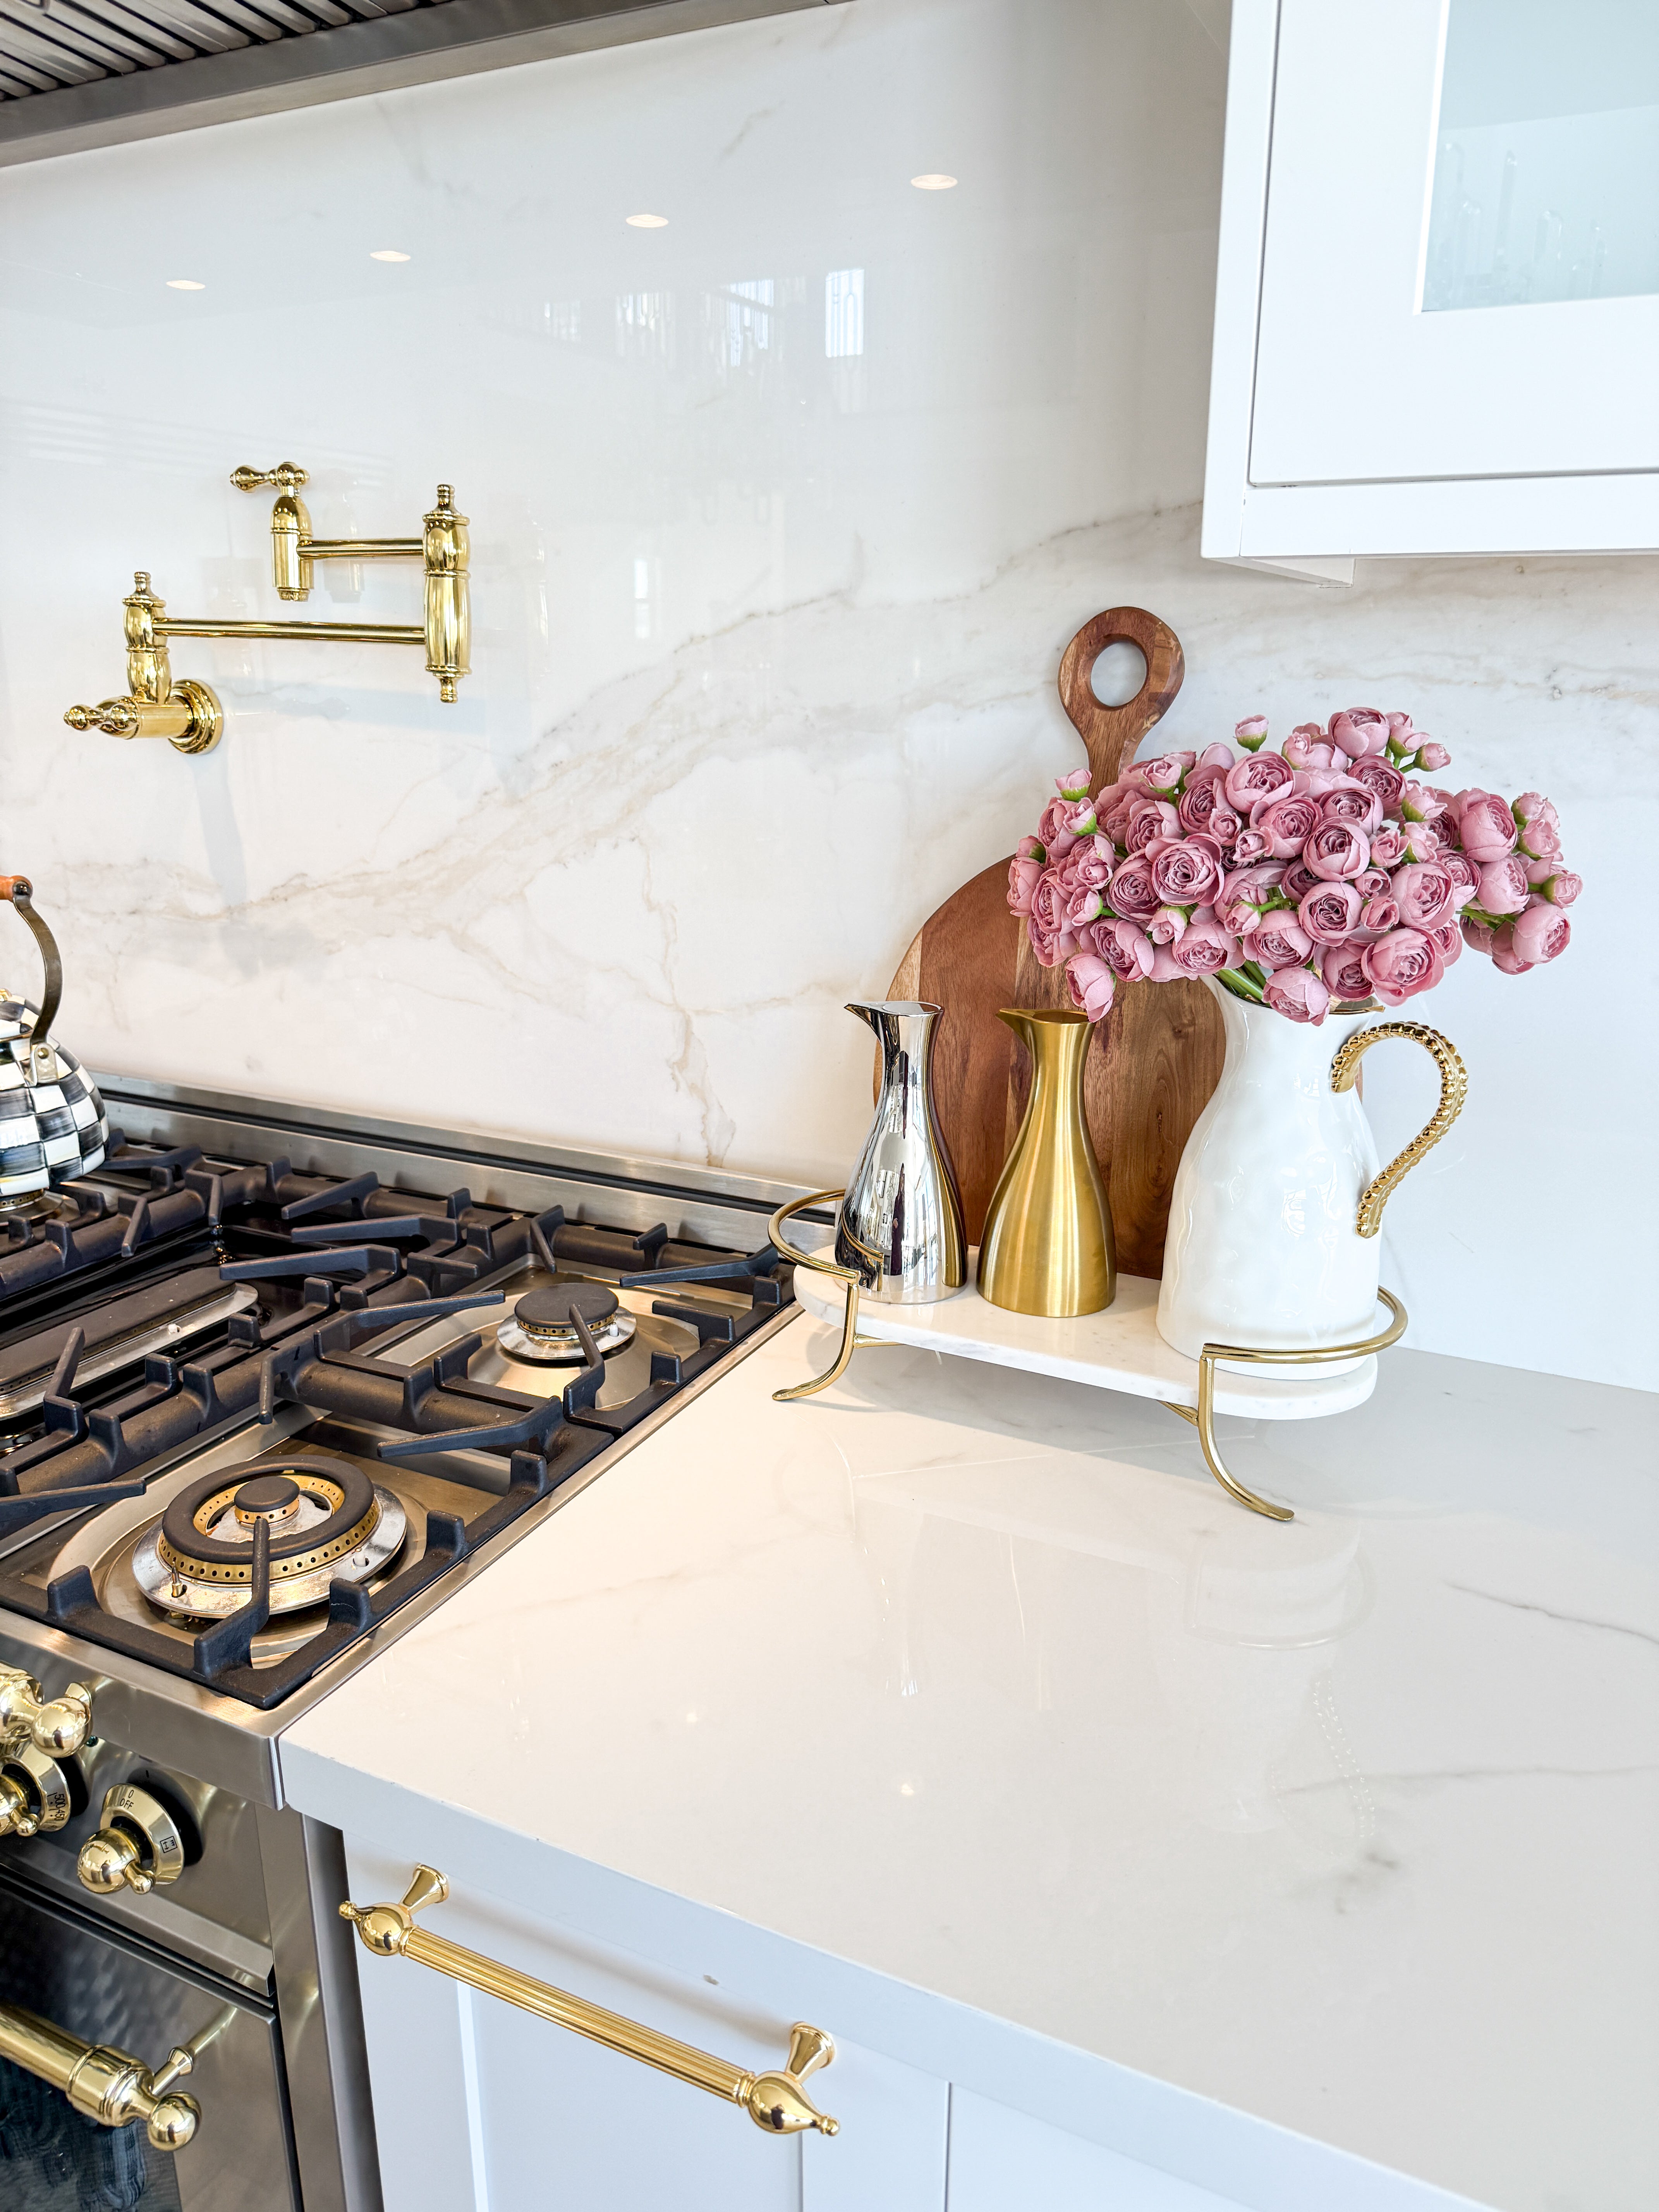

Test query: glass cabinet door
[1247,0,1659,486]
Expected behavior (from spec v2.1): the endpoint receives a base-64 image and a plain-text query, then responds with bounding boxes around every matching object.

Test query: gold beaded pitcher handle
[1329,1022,1468,1240]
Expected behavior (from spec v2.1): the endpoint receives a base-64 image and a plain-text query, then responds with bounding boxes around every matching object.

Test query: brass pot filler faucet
[63,463,470,753]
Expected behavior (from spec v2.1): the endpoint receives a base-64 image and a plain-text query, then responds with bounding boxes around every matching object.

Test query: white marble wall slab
[0,0,1650,1387]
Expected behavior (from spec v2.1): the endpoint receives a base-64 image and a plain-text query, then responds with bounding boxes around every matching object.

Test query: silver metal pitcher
[835,1001,967,1303]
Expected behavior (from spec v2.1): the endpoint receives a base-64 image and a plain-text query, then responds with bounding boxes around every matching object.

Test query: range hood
[0,0,838,164]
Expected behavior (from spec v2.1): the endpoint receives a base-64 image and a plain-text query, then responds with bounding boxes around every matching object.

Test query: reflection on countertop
[282,1312,1659,2212]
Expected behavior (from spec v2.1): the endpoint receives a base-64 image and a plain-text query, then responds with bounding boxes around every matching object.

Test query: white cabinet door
[342,1839,946,2212]
[1204,0,1659,559]
[946,2090,1250,2212]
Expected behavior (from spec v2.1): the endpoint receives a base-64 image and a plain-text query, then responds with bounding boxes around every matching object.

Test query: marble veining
[281,1318,1659,2212]
[0,0,1650,1388]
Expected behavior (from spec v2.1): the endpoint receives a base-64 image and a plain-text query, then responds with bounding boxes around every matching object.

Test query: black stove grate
[0,1145,792,1705]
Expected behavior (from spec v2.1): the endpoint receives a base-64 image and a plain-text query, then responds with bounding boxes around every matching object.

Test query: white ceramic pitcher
[1156,976,1465,1372]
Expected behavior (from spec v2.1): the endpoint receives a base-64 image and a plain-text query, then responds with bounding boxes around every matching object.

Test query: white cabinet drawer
[342,1838,946,2212]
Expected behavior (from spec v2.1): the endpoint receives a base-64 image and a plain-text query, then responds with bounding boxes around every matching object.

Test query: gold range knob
[77,1784,188,1897]
[0,1744,77,1841]
[0,1665,93,1758]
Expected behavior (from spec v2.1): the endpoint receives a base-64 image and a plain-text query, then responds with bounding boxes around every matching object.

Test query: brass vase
[977,1009,1115,1317]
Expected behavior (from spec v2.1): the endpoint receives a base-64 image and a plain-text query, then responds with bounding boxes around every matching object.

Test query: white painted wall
[0,0,1650,1388]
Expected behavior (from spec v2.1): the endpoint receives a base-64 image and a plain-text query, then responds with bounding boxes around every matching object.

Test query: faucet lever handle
[64,701,139,736]
[231,462,308,493]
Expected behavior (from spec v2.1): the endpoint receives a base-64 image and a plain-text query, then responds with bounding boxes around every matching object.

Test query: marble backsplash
[0,0,1650,1388]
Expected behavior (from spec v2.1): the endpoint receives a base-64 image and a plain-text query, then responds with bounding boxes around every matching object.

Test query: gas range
[0,1077,813,2212]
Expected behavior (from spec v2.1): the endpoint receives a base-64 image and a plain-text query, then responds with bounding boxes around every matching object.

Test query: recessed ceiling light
[166,278,205,290]
[369,249,410,263]
[910,173,958,190]
[625,213,668,229]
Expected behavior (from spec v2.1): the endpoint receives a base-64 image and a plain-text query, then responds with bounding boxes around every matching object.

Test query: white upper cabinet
[1204,0,1659,567]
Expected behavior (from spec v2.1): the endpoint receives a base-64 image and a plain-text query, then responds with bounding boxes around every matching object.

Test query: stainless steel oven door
[0,1873,297,2212]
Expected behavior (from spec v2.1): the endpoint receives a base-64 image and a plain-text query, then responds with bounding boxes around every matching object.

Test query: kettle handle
[1329,1022,1468,1238]
[0,878,64,1059]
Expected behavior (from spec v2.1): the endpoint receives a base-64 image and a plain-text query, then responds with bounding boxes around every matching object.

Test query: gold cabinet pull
[0,2001,204,2150]
[341,1867,839,2137]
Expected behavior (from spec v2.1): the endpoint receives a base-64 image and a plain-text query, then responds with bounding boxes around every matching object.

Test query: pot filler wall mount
[62,462,471,752]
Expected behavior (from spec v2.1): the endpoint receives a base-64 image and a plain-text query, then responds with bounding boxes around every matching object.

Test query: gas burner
[130,1454,407,1621]
[496,1282,637,1365]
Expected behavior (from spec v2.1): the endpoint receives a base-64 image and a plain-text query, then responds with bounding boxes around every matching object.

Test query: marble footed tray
[790,1257,1378,1422]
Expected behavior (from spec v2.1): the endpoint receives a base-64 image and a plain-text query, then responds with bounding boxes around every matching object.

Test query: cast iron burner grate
[0,1157,793,1706]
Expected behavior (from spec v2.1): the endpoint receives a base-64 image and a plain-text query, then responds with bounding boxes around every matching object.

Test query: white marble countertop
[282,1312,1658,2212]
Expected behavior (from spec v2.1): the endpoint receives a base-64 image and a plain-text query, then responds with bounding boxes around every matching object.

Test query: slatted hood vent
[0,0,834,162]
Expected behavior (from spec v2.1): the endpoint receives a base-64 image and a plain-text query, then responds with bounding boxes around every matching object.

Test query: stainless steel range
[0,1072,808,2212]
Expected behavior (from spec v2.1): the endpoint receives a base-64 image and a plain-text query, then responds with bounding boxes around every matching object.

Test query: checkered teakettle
[0,876,109,1207]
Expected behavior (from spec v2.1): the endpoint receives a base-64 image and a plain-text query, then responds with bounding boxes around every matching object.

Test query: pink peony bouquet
[1007,709,1579,1027]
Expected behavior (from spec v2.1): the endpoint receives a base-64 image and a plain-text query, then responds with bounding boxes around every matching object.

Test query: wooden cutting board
[886,606,1225,1278]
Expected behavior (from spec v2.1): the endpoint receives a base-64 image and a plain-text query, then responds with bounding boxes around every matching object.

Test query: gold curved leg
[1162,1290,1409,1522]
[774,1275,865,1402]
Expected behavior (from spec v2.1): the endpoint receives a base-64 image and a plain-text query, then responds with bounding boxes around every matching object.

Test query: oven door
[0,1872,297,2212]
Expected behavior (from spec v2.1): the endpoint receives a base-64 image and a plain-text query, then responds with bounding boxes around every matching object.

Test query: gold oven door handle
[0,2000,204,2150]
[341,1866,839,2138]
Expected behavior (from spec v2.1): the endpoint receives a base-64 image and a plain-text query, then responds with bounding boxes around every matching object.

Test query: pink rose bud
[1490,927,1534,976]
[1322,942,1373,1001]
[1399,780,1444,826]
[1108,857,1161,921]
[1389,861,1456,930]
[1518,812,1561,861]
[1283,728,1337,771]
[1017,835,1046,861]
[1539,869,1581,906]
[1136,753,1193,793]
[1230,826,1270,865]
[1264,965,1332,1024]
[1055,766,1092,800]
[1254,792,1322,859]
[1064,884,1105,929]
[1475,856,1530,915]
[1512,791,1550,823]
[1362,926,1444,1004]
[1461,914,1496,957]
[1511,901,1571,965]
[1298,881,1362,946]
[1456,792,1519,864]
[1233,715,1269,751]
[1007,856,1044,916]
[1252,918,1315,970]
[1170,919,1240,977]
[1346,755,1405,812]
[1065,953,1116,1023]
[1097,917,1156,979]
[1147,905,1189,946]
[1415,742,1451,771]
[1328,708,1390,759]
[1198,742,1236,770]
[1125,797,1182,853]
[1357,894,1399,938]
[1303,821,1371,881]
[1224,750,1295,809]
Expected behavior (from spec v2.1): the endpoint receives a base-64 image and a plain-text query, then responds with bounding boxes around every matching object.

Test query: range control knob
[0,1743,79,1840]
[77,1784,195,1897]
[0,1666,93,1757]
